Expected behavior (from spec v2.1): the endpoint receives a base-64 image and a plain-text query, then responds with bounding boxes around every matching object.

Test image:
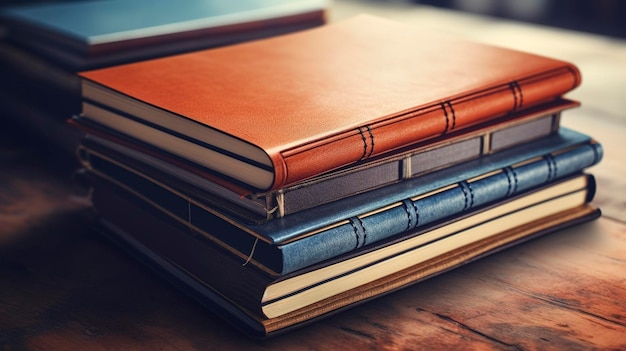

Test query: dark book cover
[84,128,603,275]
[92,173,600,338]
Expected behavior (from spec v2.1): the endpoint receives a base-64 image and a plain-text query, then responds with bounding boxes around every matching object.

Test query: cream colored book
[92,173,599,338]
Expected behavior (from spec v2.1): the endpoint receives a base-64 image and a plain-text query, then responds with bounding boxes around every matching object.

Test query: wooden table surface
[1,1,625,350]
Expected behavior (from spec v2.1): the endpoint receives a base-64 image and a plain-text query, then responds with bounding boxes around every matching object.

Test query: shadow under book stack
[68,15,602,338]
[0,0,327,169]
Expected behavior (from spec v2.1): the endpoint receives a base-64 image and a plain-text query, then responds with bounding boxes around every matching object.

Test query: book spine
[278,141,601,274]
[275,111,560,217]
[277,66,580,188]
[76,99,573,223]
[90,183,273,324]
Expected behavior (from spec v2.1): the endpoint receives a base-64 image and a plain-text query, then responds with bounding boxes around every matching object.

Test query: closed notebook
[85,128,603,275]
[0,0,327,70]
[78,14,582,191]
[74,99,574,222]
[92,172,600,338]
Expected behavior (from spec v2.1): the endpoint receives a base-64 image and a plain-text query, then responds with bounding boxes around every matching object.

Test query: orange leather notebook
[79,15,581,191]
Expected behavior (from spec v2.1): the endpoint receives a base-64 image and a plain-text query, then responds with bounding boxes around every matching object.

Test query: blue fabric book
[0,0,327,69]
[87,128,602,275]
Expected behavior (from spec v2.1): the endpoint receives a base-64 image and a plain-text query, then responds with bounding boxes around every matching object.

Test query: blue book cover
[91,173,599,338]
[88,128,603,275]
[1,0,327,69]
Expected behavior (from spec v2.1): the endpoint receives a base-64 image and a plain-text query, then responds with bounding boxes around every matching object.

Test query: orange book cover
[78,15,581,191]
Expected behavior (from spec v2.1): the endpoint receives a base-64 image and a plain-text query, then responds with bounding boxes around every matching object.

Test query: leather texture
[74,99,577,223]
[274,140,602,272]
[79,15,581,190]
[85,128,602,274]
[93,176,599,338]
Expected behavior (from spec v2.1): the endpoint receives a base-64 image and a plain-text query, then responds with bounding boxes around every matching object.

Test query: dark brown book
[91,173,599,338]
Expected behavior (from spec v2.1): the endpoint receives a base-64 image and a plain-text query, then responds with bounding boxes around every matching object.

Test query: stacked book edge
[66,15,603,338]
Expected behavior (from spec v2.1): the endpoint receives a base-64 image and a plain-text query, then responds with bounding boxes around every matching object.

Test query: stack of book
[69,15,602,338]
[0,0,326,157]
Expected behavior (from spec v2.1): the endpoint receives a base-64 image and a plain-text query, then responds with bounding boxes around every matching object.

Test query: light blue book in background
[88,127,603,275]
[0,0,328,69]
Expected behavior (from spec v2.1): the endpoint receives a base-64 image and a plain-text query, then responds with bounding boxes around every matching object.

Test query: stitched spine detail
[355,216,367,247]
[504,167,519,196]
[511,167,519,194]
[509,81,523,111]
[402,199,418,231]
[467,182,475,208]
[349,217,367,249]
[515,81,524,108]
[349,217,361,250]
[509,82,517,110]
[440,101,456,134]
[441,102,450,134]
[357,126,375,161]
[448,101,457,130]
[365,125,374,158]
[503,167,513,197]
[459,181,471,210]
[402,199,412,231]
[357,127,368,161]
[545,154,557,182]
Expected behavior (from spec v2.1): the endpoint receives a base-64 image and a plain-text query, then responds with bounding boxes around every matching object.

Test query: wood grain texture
[1,1,625,349]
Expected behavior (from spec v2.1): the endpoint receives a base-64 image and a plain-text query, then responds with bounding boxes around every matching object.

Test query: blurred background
[415,0,626,38]
[0,0,624,38]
